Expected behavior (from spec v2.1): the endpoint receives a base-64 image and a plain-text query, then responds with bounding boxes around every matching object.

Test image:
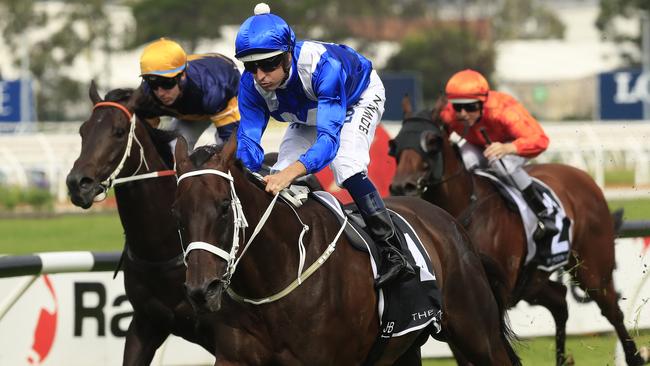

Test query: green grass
[605,169,636,186]
[608,198,650,221]
[0,212,123,255]
[423,330,650,365]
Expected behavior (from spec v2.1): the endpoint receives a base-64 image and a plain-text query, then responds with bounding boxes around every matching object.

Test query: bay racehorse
[66,83,219,365]
[389,97,649,366]
[172,133,521,365]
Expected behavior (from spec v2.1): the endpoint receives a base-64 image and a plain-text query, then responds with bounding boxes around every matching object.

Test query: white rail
[0,121,649,202]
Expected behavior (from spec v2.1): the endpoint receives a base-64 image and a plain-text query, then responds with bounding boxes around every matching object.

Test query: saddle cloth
[474,170,572,270]
[310,191,442,338]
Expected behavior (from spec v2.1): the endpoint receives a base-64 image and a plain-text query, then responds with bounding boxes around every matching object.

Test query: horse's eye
[219,200,231,217]
[113,127,126,137]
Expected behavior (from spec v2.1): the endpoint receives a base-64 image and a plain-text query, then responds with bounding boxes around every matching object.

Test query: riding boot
[521,185,559,242]
[356,191,416,288]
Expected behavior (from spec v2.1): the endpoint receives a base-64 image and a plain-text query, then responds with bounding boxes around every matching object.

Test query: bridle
[176,167,346,305]
[91,101,175,201]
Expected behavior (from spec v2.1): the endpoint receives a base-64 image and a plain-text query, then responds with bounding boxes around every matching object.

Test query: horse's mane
[103,88,177,169]
[189,144,224,168]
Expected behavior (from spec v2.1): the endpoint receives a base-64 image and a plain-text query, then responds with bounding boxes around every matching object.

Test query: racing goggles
[144,75,180,90]
[243,53,285,73]
[452,102,482,113]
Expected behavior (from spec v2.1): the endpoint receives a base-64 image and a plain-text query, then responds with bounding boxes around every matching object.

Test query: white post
[19,33,31,128]
[641,11,650,120]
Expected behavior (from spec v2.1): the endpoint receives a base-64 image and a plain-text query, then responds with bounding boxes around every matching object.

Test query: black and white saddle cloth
[475,170,572,271]
[310,191,442,338]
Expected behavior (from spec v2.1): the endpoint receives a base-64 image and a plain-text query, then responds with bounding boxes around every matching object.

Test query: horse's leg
[576,270,645,366]
[448,343,471,366]
[122,314,168,366]
[523,280,568,366]
[444,270,518,365]
[392,345,422,366]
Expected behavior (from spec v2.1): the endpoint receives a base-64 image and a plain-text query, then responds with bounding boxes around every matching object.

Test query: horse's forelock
[104,88,134,103]
[189,144,224,168]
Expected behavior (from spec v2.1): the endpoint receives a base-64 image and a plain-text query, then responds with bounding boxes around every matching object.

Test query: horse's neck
[427,142,476,218]
[231,168,302,294]
[114,129,178,261]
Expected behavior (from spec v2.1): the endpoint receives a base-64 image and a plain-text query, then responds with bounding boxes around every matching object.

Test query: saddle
[473,169,572,271]
[309,191,442,339]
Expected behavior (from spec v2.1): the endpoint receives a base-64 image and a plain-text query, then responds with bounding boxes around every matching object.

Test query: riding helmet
[139,38,187,77]
[235,3,296,62]
[445,69,490,103]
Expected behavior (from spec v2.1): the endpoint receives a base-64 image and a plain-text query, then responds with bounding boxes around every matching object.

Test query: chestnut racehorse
[389,98,649,366]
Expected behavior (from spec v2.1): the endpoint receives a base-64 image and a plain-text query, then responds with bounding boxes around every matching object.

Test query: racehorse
[66,83,219,365]
[389,97,649,366]
[172,133,521,365]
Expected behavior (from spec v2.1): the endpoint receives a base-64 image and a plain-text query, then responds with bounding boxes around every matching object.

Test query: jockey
[136,38,241,151]
[440,69,559,252]
[234,3,415,288]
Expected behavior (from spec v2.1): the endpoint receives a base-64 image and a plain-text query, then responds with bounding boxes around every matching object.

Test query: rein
[91,102,175,201]
[177,168,347,305]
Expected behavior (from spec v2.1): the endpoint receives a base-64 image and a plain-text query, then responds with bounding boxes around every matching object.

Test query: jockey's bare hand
[484,142,517,160]
[263,161,307,195]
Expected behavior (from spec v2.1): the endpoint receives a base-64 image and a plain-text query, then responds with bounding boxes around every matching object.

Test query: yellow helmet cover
[140,38,187,77]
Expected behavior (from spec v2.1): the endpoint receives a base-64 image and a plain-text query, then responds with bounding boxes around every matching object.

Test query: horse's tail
[611,208,624,236]
[479,253,522,366]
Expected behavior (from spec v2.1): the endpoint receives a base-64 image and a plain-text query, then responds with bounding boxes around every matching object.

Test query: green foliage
[127,0,252,51]
[126,0,430,51]
[0,0,114,120]
[493,0,565,40]
[596,0,650,66]
[383,26,495,103]
[0,186,54,211]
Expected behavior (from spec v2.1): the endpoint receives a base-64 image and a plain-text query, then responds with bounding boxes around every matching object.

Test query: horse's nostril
[186,284,207,305]
[79,177,94,190]
[404,182,418,195]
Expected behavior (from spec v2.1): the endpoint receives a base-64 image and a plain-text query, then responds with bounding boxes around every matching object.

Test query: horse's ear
[401,94,413,120]
[175,136,192,174]
[431,96,447,121]
[420,130,442,154]
[219,127,239,167]
[89,80,102,105]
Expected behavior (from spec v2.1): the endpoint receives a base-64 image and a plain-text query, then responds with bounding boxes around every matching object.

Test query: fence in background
[1,121,650,202]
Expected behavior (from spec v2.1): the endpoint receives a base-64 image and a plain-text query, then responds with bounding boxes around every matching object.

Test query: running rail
[0,251,121,322]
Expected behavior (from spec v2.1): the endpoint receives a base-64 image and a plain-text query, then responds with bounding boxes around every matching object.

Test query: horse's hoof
[564,354,575,366]
[639,346,649,363]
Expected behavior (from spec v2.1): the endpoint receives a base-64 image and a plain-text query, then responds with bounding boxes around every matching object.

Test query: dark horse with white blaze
[389,98,649,366]
[172,133,521,366]
[66,83,220,365]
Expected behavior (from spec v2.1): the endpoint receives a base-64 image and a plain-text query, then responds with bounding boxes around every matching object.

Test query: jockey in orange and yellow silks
[439,69,558,252]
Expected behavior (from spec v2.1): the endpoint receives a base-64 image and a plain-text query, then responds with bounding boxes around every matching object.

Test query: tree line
[0,0,644,121]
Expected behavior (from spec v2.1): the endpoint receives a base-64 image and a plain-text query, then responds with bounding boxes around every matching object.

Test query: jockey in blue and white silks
[234,3,414,288]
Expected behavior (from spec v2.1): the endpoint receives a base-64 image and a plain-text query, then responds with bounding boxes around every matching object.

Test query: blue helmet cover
[235,13,296,59]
